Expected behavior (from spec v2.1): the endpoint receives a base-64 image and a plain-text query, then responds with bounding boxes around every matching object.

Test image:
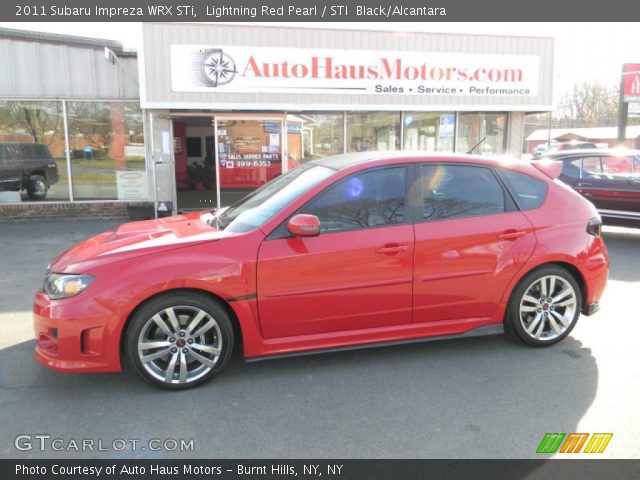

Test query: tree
[556,82,619,128]
[0,101,62,145]
[68,102,114,154]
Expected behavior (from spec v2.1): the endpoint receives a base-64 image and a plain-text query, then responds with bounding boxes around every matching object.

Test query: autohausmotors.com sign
[170,45,540,97]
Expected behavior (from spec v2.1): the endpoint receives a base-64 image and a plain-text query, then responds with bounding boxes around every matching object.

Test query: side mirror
[287,214,320,237]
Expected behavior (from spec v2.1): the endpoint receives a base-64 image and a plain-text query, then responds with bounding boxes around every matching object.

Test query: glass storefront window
[217,118,283,207]
[456,113,507,155]
[67,102,145,200]
[403,112,455,152]
[287,116,304,164]
[0,100,69,202]
[347,112,400,152]
[298,113,344,160]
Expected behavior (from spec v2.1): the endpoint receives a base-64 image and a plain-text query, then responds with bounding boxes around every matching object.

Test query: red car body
[34,153,609,382]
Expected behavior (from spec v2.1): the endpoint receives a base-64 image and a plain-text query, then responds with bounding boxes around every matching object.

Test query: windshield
[205,164,335,233]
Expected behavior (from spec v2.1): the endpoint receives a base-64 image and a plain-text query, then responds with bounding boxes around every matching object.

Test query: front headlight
[43,274,95,300]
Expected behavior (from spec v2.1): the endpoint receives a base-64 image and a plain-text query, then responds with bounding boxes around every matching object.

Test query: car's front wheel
[506,266,582,346]
[125,292,234,389]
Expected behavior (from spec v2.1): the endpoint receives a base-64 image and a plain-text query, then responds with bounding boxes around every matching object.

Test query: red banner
[623,63,640,101]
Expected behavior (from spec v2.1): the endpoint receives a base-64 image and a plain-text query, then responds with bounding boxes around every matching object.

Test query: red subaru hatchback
[33,153,609,389]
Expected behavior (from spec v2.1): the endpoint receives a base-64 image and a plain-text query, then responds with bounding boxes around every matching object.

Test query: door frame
[164,112,288,210]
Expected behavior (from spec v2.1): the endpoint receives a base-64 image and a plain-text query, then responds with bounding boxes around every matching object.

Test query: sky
[1,22,638,109]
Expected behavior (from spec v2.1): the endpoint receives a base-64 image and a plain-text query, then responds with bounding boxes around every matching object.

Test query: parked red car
[34,153,609,389]
[541,148,640,227]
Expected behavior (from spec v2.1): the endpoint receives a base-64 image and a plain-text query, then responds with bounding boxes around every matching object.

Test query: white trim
[599,209,640,219]
[213,117,221,209]
[136,26,148,107]
[61,100,73,202]
[169,119,177,215]
[140,101,554,113]
[282,112,288,175]
[149,112,158,218]
[0,97,139,103]
[343,112,347,154]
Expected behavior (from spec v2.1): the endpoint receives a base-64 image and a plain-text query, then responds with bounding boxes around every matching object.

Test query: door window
[600,155,635,181]
[561,158,582,179]
[581,157,602,177]
[420,165,505,221]
[299,167,407,233]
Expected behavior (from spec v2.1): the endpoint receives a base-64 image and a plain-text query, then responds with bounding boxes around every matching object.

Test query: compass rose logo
[201,49,237,87]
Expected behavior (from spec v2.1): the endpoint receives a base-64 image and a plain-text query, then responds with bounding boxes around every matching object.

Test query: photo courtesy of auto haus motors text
[15,462,339,477]
[171,45,537,96]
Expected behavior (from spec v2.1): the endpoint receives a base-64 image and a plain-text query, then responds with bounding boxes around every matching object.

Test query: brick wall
[0,202,155,222]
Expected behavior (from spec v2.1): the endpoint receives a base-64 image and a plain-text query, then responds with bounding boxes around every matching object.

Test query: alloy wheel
[137,305,223,385]
[519,275,578,342]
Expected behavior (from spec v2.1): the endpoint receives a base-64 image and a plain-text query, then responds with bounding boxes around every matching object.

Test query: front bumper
[33,290,122,373]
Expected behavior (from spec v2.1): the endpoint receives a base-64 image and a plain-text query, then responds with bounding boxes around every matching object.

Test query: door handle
[497,230,526,241]
[578,182,592,187]
[375,244,408,254]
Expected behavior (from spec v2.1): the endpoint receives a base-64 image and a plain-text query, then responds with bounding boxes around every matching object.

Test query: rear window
[497,169,547,211]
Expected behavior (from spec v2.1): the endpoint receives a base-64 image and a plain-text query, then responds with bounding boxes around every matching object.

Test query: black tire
[26,174,48,200]
[124,292,234,389]
[505,266,582,347]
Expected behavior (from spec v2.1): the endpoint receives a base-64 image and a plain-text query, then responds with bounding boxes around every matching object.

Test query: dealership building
[0,23,554,219]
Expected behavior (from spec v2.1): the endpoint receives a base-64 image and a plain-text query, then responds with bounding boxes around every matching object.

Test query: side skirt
[245,323,504,363]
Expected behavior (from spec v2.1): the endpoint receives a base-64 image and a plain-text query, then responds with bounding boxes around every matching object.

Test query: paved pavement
[0,220,638,459]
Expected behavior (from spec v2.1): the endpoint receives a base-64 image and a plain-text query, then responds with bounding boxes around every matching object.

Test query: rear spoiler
[531,160,562,179]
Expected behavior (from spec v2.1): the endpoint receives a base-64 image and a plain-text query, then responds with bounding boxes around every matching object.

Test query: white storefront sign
[116,171,148,200]
[628,102,640,118]
[171,45,539,97]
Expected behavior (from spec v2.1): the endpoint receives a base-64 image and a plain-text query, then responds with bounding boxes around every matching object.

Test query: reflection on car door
[0,144,23,188]
[257,166,414,339]
[413,164,536,323]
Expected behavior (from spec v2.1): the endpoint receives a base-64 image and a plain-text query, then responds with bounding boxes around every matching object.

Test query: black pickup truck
[0,143,59,200]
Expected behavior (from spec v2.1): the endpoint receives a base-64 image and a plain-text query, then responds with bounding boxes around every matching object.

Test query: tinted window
[498,169,547,210]
[600,155,635,181]
[561,159,581,179]
[16,143,51,159]
[300,167,407,233]
[421,165,505,221]
[581,157,602,177]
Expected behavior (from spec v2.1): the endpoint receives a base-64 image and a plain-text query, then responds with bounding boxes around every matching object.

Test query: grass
[55,157,145,185]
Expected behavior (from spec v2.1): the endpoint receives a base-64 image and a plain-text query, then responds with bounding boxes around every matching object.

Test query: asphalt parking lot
[0,220,638,459]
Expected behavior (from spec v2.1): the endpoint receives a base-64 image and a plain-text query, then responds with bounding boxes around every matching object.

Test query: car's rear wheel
[506,266,582,346]
[27,174,48,200]
[125,292,234,389]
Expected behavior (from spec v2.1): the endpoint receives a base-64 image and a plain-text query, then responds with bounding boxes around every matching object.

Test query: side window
[561,158,581,179]
[300,166,407,233]
[497,169,548,210]
[421,164,505,221]
[581,157,602,178]
[601,155,633,180]
[34,144,52,159]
